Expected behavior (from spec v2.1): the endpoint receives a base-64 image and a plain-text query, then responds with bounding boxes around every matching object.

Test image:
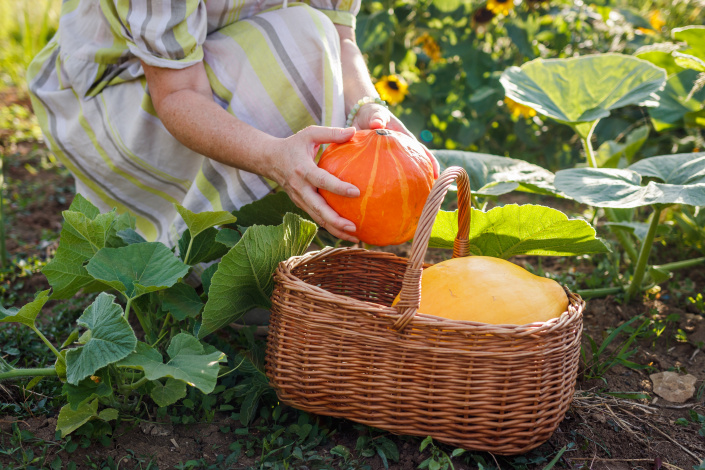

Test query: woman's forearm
[155,88,279,178]
[336,25,378,113]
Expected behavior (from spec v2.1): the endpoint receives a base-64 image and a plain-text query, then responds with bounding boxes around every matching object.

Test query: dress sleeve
[110,0,207,69]
[308,0,361,28]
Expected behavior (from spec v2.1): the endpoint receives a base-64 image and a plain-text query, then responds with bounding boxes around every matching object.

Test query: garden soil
[1,94,704,469]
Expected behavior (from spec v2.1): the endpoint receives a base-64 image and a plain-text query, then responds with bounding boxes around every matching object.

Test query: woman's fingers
[301,125,355,144]
[294,189,359,242]
[306,166,359,197]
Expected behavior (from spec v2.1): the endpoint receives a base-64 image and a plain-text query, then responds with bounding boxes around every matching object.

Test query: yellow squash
[392,256,569,325]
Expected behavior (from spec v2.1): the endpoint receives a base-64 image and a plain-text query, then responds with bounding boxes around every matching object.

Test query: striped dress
[28,0,360,245]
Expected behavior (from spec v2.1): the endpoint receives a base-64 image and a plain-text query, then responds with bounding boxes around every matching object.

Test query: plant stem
[118,376,149,394]
[0,153,6,269]
[0,367,57,381]
[152,313,172,348]
[579,131,638,263]
[625,206,663,303]
[581,135,598,169]
[124,297,133,322]
[312,235,327,249]
[655,256,705,272]
[31,326,62,360]
[576,286,624,299]
[183,236,194,265]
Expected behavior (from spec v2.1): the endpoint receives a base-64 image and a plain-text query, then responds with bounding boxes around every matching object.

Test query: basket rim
[275,246,585,337]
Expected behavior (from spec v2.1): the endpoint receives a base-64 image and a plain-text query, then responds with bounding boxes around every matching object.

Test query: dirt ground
[1,93,704,469]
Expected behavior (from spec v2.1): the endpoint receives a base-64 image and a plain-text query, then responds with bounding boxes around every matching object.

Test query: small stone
[650,371,697,403]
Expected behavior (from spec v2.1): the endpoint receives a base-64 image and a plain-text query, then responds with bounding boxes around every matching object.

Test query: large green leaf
[647,70,705,131]
[230,191,312,227]
[0,290,50,328]
[86,243,190,300]
[554,153,705,208]
[672,26,705,72]
[198,213,317,338]
[500,54,666,138]
[635,46,685,77]
[175,204,237,239]
[433,150,558,196]
[43,195,135,299]
[56,399,117,438]
[116,334,225,394]
[428,204,609,258]
[65,293,137,385]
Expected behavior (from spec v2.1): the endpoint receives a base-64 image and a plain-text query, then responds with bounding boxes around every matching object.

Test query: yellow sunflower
[504,97,537,119]
[375,75,409,105]
[415,33,442,62]
[486,0,514,16]
[638,10,666,35]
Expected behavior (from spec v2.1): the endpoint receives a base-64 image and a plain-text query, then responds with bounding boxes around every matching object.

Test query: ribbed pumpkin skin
[318,129,435,246]
[393,256,569,325]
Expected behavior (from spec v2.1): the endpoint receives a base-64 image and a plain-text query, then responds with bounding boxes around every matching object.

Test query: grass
[0,0,60,94]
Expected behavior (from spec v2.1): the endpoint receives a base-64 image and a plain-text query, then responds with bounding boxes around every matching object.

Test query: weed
[689,293,705,314]
[675,410,705,437]
[581,315,653,382]
[418,436,463,470]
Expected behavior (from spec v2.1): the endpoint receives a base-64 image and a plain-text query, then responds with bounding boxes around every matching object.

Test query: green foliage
[429,204,609,257]
[0,194,317,439]
[581,315,653,381]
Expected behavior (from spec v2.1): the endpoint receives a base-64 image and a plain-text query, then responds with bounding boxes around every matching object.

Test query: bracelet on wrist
[345,96,388,128]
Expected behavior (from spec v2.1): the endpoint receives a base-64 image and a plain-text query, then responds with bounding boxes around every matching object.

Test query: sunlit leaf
[429,204,609,257]
[0,290,50,328]
[198,213,317,338]
[554,153,705,208]
[116,334,226,394]
[672,26,705,72]
[500,54,666,138]
[434,150,558,196]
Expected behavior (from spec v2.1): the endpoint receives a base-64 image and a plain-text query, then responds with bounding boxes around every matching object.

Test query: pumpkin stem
[375,129,391,136]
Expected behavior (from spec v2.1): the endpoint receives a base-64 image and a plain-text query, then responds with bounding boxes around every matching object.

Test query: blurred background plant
[358,0,705,171]
[0,0,59,94]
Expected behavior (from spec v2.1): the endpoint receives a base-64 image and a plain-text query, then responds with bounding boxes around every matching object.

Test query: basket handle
[392,166,472,332]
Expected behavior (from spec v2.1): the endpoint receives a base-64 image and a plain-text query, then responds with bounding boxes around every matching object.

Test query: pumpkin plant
[555,152,705,302]
[0,194,317,438]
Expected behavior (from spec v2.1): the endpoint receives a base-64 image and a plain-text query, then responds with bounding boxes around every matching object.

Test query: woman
[28,0,437,245]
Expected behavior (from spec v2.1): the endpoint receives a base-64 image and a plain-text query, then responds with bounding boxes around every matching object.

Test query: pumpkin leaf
[635,46,685,77]
[0,289,50,328]
[63,374,113,411]
[672,26,705,72]
[554,153,705,208]
[43,195,135,299]
[500,54,666,139]
[230,191,312,227]
[86,243,189,300]
[177,227,230,265]
[161,283,204,321]
[433,150,558,196]
[647,69,705,131]
[198,213,317,338]
[428,204,609,258]
[116,334,226,394]
[56,399,99,438]
[595,126,650,168]
[65,293,137,385]
[175,204,237,239]
[150,378,187,407]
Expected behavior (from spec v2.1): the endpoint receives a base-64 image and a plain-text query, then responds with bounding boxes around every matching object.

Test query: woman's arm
[141,60,360,241]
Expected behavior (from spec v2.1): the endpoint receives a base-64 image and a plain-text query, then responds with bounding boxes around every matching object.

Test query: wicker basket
[265,166,584,455]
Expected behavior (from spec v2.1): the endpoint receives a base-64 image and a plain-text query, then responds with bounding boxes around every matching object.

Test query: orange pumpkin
[318,129,436,246]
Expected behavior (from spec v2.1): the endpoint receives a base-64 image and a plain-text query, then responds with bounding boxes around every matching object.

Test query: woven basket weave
[265,166,584,455]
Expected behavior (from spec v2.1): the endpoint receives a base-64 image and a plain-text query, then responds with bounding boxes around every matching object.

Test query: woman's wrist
[346,96,388,128]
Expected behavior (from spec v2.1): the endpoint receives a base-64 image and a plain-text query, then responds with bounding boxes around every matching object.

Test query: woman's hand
[354,104,440,178]
[267,126,361,242]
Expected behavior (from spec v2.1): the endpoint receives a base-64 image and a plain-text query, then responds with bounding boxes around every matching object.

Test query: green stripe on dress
[228,20,316,133]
